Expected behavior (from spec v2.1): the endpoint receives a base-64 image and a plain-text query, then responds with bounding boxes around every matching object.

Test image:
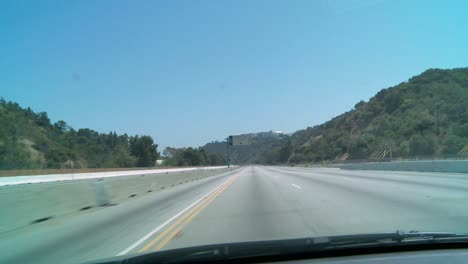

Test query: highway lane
[2,166,468,263]
[143,166,468,253]
[0,169,239,264]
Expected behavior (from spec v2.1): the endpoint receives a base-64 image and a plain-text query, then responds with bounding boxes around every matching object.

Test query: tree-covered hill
[5,68,468,168]
[203,68,468,164]
[288,68,468,163]
[0,99,159,169]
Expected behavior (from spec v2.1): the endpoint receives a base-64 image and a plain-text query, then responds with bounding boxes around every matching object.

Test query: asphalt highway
[1,166,468,264]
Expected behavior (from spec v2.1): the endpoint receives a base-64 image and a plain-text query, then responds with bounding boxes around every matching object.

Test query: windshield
[1,1,468,264]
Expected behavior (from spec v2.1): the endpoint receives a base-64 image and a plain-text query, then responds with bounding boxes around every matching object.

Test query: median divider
[337,160,468,173]
[0,166,227,186]
[0,167,235,234]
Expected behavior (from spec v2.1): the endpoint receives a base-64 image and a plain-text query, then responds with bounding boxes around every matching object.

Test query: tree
[45,147,71,168]
[164,147,225,166]
[182,147,200,166]
[383,92,402,113]
[53,120,69,133]
[441,135,465,156]
[208,153,224,165]
[162,147,177,158]
[409,135,435,157]
[112,144,137,167]
[36,112,51,127]
[278,140,293,163]
[129,135,159,167]
[354,100,366,109]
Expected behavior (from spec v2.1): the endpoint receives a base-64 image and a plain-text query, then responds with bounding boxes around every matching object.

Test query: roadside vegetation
[162,147,225,166]
[287,68,468,163]
[204,68,468,164]
[3,68,468,169]
[0,99,159,169]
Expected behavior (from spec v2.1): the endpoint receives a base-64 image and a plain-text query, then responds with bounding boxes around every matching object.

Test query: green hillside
[0,99,159,169]
[204,68,468,165]
[4,68,468,168]
[288,68,468,163]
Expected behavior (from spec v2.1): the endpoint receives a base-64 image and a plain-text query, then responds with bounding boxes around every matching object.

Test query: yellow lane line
[138,175,239,253]
[154,185,224,250]
[138,187,224,252]
[138,181,229,252]
[154,177,237,251]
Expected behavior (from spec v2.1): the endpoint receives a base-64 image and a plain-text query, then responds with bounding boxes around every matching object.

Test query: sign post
[226,136,233,168]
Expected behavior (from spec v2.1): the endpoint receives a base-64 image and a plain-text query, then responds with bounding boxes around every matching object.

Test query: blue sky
[1,0,467,148]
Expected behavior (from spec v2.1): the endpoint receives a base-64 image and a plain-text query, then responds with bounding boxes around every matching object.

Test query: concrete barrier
[338,160,468,173]
[0,166,227,186]
[0,167,237,233]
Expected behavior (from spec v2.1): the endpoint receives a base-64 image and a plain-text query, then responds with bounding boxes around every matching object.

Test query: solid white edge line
[116,174,236,256]
[291,183,302,190]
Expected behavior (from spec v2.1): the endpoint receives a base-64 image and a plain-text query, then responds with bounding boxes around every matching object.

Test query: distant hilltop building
[251,130,286,137]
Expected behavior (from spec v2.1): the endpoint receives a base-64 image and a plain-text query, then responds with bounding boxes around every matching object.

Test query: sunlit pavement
[1,166,468,264]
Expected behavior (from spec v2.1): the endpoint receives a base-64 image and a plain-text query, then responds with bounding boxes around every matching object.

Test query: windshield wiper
[90,231,468,264]
[311,231,468,248]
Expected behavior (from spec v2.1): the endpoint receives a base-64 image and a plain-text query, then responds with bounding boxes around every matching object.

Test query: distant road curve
[0,166,228,186]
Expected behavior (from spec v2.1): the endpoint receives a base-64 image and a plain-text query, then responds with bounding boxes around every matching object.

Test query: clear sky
[1,0,467,148]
